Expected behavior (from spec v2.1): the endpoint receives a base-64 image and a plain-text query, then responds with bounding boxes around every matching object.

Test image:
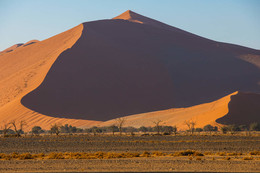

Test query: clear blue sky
[0,0,259,51]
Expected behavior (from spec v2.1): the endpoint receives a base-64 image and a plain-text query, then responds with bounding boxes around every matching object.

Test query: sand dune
[0,10,260,131]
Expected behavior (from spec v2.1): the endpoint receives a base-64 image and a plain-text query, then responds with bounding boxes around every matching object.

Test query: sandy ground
[0,135,259,172]
[0,157,259,172]
[0,135,259,153]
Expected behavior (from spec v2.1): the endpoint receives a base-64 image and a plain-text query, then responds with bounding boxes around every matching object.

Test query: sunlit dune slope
[0,24,101,131]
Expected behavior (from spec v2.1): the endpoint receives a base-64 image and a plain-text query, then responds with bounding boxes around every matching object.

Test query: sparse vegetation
[173,150,204,156]
[50,123,61,136]
[203,124,218,134]
[152,120,164,135]
[250,122,260,131]
[9,120,27,137]
[31,126,44,135]
[0,150,258,160]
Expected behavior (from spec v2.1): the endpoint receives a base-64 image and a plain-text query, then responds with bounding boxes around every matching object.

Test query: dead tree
[1,121,11,137]
[50,123,61,136]
[115,117,126,135]
[184,119,196,135]
[153,120,163,135]
[10,120,27,137]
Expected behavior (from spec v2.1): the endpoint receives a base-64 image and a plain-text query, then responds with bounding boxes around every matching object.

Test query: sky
[0,0,260,51]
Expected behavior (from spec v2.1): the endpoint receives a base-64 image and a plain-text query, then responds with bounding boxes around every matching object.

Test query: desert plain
[0,133,260,172]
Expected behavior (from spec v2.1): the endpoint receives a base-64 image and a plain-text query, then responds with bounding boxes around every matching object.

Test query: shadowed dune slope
[216,92,260,125]
[0,24,101,131]
[22,12,260,121]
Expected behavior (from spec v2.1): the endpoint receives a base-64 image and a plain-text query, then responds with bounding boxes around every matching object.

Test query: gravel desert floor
[0,134,259,172]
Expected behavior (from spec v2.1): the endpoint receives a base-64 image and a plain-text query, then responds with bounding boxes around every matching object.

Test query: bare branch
[115,117,127,135]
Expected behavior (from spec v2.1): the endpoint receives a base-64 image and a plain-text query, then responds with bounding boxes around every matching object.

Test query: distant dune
[0,43,24,54]
[0,10,259,131]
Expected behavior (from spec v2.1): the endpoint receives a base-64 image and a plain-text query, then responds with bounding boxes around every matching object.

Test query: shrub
[48,152,64,159]
[204,152,213,155]
[249,122,260,131]
[139,126,148,133]
[217,152,226,156]
[221,126,228,134]
[174,150,203,156]
[31,126,44,135]
[196,157,202,160]
[18,153,33,160]
[152,151,166,156]
[249,151,260,155]
[195,128,203,133]
[227,152,242,156]
[223,157,231,160]
[243,157,253,160]
[203,125,217,132]
[141,151,150,157]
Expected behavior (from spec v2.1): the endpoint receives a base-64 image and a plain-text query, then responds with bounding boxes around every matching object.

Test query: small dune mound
[23,40,39,47]
[0,43,24,54]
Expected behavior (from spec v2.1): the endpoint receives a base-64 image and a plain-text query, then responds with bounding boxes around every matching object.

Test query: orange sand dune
[0,24,100,131]
[0,10,260,131]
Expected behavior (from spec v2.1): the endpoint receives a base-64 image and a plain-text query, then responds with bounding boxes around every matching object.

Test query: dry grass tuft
[243,157,253,160]
[48,152,64,159]
[152,151,166,156]
[249,151,260,155]
[173,150,204,156]
[140,151,151,157]
[195,157,202,160]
